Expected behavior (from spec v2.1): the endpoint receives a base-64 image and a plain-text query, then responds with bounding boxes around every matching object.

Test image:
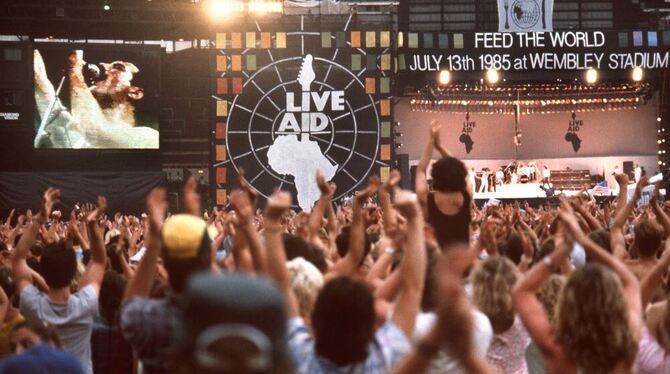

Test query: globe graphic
[511,0,541,29]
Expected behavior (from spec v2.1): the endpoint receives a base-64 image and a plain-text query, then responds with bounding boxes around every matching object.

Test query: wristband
[384,247,396,256]
[520,254,532,263]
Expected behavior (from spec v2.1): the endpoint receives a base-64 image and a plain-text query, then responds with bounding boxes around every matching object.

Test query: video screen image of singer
[33,45,160,149]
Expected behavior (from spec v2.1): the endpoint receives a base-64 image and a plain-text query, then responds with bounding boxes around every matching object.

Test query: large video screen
[33,44,160,149]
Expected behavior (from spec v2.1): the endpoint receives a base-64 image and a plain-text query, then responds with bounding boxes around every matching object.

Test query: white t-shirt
[413,310,493,374]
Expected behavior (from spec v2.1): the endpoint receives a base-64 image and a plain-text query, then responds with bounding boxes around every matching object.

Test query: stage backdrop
[212,16,394,211]
[395,95,659,176]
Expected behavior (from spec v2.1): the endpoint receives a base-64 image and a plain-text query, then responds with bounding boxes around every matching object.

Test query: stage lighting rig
[485,69,500,85]
[438,70,451,86]
[205,0,283,21]
[585,68,599,84]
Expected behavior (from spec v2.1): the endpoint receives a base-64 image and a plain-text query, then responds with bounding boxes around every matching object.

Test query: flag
[591,180,610,196]
[498,0,553,32]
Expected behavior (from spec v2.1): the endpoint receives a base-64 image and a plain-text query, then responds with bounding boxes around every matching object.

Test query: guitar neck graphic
[297,54,315,92]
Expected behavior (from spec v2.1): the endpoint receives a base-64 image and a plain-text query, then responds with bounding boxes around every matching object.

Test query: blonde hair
[471,256,519,333]
[287,257,324,322]
[555,263,638,373]
[536,274,565,323]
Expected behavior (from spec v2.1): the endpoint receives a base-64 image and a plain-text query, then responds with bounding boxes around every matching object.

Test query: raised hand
[393,189,421,221]
[183,176,201,216]
[237,167,258,204]
[146,188,167,231]
[86,196,107,223]
[429,120,441,144]
[614,173,630,186]
[355,176,380,204]
[316,172,337,198]
[382,169,401,193]
[230,190,255,226]
[39,187,61,220]
[265,190,292,222]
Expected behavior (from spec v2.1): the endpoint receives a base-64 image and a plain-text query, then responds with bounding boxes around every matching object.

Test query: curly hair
[471,256,519,333]
[431,156,467,192]
[555,263,638,373]
[536,274,565,323]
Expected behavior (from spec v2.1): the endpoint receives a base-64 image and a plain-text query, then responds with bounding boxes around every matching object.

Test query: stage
[473,182,618,208]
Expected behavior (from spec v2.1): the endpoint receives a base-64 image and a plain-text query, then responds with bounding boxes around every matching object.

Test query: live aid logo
[277,90,346,141]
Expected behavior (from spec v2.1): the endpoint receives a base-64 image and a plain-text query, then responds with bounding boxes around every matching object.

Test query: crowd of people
[0,122,670,374]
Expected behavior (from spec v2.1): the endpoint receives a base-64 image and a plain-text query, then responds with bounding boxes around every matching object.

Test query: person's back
[12,191,108,374]
[427,191,470,247]
[92,271,133,374]
[289,276,411,373]
[486,316,530,374]
[121,212,213,374]
[20,282,98,371]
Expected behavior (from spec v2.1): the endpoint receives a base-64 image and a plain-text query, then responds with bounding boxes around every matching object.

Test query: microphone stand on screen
[34,74,73,148]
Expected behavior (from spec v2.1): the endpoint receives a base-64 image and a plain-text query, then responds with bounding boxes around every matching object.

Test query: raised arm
[80,196,108,294]
[611,176,647,260]
[650,182,670,236]
[390,189,426,337]
[513,221,572,361]
[416,122,440,206]
[183,176,201,217]
[432,122,452,158]
[230,191,266,273]
[379,170,400,235]
[262,190,298,317]
[124,189,166,298]
[308,173,336,246]
[12,188,59,293]
[394,248,492,374]
[560,199,641,327]
[640,243,670,309]
[327,177,379,280]
[614,173,630,216]
[573,199,603,231]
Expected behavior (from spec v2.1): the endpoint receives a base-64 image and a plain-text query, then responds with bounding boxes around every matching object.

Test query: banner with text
[400,30,670,72]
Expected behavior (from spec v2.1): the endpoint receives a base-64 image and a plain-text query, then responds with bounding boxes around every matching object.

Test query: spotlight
[103,2,110,11]
[395,143,403,149]
[486,69,500,85]
[632,67,644,82]
[658,117,662,122]
[585,68,598,84]
[438,70,451,85]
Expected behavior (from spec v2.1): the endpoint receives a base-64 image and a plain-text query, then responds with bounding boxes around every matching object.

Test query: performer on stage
[542,165,551,183]
[468,167,476,193]
[478,168,489,193]
[634,163,642,182]
[495,167,505,188]
[529,161,538,181]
